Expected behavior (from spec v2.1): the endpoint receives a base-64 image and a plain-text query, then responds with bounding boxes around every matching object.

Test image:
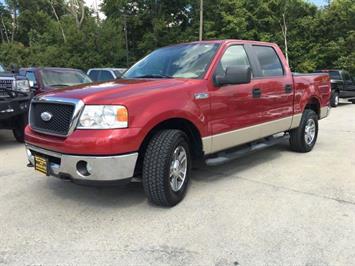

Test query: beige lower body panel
[203,115,302,155]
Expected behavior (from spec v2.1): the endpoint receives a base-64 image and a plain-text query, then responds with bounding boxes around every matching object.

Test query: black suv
[315,70,355,107]
[0,65,32,142]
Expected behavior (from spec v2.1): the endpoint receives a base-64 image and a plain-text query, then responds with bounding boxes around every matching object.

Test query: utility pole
[124,15,129,68]
[199,0,203,41]
[280,13,289,65]
[94,0,99,23]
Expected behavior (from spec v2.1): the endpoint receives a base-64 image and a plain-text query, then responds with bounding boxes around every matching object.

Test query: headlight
[78,105,128,129]
[13,80,30,93]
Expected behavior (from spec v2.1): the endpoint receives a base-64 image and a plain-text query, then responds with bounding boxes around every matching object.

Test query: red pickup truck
[25,40,331,207]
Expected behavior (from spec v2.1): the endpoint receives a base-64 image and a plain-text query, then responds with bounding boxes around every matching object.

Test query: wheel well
[304,97,320,118]
[331,84,340,93]
[134,118,204,176]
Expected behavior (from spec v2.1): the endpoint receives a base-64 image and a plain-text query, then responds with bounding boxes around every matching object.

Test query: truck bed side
[292,73,331,118]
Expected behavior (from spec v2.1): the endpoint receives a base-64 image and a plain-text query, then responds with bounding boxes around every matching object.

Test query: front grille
[30,102,75,136]
[0,79,13,98]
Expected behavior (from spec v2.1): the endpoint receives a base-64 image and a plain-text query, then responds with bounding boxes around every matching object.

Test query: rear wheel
[330,91,339,107]
[142,130,191,207]
[289,109,318,153]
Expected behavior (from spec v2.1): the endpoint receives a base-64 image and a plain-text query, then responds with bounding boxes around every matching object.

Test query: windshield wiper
[49,84,70,87]
[133,74,173,79]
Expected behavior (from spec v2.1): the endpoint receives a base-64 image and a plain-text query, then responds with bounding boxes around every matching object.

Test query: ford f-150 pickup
[25,40,331,207]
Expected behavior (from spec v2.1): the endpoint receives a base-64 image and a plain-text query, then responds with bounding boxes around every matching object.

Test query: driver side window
[215,45,251,76]
[26,71,37,85]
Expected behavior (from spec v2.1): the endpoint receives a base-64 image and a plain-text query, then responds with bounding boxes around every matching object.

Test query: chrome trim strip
[0,77,15,81]
[26,144,63,158]
[29,96,85,137]
[202,116,294,155]
[26,144,138,181]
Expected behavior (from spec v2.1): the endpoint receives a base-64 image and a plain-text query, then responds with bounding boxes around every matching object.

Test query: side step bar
[205,134,289,166]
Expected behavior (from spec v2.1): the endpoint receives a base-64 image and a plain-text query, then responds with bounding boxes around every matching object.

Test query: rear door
[247,45,294,124]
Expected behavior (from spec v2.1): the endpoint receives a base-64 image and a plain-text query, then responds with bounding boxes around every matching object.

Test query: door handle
[252,88,262,98]
[285,84,293,93]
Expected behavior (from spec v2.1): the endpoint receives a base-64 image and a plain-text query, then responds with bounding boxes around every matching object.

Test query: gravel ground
[0,102,355,265]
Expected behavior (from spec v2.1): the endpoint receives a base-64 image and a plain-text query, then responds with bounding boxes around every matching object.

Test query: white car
[87,68,127,82]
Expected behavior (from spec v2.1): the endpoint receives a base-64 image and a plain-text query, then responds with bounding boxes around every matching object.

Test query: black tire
[289,109,318,153]
[12,114,27,143]
[142,129,191,207]
[350,99,355,104]
[330,91,339,107]
[13,127,25,143]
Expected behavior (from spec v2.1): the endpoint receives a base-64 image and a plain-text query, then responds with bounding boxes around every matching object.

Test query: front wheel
[289,109,318,153]
[12,114,27,143]
[142,130,191,207]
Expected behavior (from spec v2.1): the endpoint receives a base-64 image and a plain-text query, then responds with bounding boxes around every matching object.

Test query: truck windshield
[41,69,92,87]
[0,65,5,72]
[123,43,220,79]
[329,71,341,80]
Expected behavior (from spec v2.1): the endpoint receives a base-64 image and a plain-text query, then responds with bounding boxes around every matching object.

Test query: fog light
[76,161,92,177]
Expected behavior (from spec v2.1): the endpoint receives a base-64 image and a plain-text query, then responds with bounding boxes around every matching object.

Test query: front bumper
[26,144,138,182]
[0,96,30,120]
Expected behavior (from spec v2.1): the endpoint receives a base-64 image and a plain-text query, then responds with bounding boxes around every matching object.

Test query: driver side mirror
[215,66,252,87]
[29,80,38,91]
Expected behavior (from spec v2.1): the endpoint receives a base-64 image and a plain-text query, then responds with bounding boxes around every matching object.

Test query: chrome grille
[0,79,13,98]
[29,96,85,137]
[30,102,75,136]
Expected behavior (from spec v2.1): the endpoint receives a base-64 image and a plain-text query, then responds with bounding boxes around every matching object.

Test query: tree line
[0,0,354,74]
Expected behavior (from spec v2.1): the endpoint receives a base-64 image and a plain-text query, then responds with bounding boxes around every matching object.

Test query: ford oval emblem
[41,112,53,122]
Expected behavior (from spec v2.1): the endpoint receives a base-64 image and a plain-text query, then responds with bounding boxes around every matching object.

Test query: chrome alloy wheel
[169,146,188,192]
[304,119,316,145]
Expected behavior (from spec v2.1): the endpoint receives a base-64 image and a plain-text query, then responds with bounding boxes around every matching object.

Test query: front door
[209,44,262,153]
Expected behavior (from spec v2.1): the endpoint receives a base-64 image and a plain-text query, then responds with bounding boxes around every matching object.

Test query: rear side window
[343,72,352,82]
[215,45,251,76]
[253,46,284,77]
[88,70,100,81]
[99,70,115,81]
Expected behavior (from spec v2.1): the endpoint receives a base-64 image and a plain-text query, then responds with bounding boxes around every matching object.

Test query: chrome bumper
[25,144,138,181]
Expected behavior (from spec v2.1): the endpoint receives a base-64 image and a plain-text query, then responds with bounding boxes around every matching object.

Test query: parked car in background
[25,40,330,207]
[314,69,355,107]
[87,68,127,82]
[0,66,31,142]
[19,67,92,94]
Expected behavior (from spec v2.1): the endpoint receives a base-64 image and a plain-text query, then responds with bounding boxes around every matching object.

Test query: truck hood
[40,78,192,104]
